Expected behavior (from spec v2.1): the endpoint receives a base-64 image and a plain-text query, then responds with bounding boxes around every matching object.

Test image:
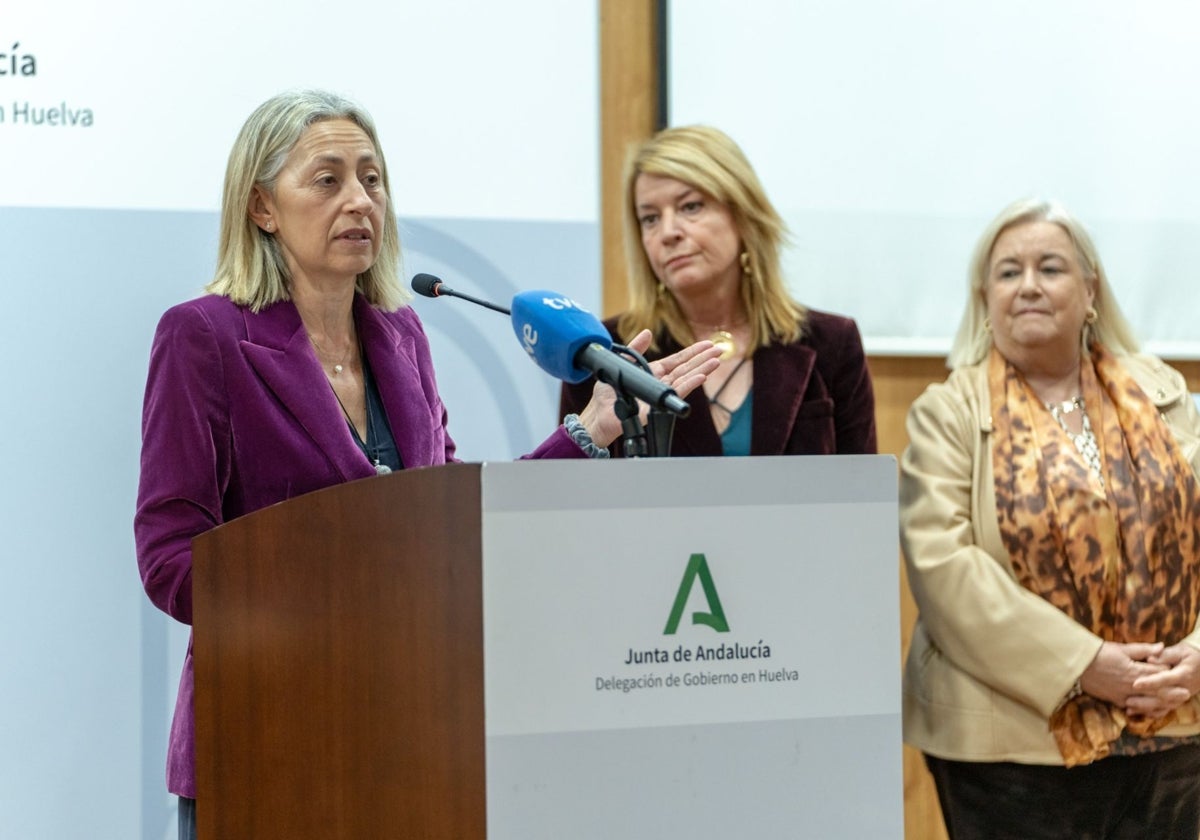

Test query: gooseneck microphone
[411,273,689,419]
[509,290,690,417]
[411,272,511,315]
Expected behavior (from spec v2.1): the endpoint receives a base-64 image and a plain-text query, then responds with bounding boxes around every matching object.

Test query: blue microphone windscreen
[510,290,612,383]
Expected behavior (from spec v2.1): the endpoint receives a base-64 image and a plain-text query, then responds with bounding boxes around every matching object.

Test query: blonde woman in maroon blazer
[561,125,875,457]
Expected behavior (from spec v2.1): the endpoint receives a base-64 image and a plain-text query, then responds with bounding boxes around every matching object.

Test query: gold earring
[740,251,752,278]
[1085,307,1098,324]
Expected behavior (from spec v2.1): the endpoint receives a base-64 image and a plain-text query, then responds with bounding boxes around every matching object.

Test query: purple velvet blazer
[560,308,878,457]
[135,293,582,797]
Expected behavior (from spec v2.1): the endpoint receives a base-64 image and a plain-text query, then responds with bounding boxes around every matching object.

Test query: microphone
[411,274,689,419]
[411,272,511,315]
[509,290,690,417]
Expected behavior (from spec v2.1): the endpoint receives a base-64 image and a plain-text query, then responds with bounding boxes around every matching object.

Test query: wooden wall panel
[599,0,660,317]
[868,355,950,840]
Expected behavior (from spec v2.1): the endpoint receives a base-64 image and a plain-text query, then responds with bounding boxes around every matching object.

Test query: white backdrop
[0,3,598,838]
[669,0,1200,356]
[3,1,596,220]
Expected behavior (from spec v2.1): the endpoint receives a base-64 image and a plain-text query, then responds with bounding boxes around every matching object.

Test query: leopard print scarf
[989,344,1200,766]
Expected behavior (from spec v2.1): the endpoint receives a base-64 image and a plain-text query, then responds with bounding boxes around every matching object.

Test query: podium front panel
[193,463,487,839]
[480,455,901,838]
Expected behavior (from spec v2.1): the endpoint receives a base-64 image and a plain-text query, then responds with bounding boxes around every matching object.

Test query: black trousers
[926,747,1200,840]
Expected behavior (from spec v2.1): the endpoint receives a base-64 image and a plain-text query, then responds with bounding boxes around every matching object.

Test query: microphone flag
[509,290,611,384]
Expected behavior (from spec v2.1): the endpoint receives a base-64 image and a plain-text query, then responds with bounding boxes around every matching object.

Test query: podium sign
[482,456,901,838]
[194,456,900,838]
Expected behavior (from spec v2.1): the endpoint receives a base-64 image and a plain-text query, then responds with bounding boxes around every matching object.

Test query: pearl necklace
[309,334,353,376]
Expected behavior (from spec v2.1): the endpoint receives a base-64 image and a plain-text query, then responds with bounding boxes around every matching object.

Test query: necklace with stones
[1046,396,1104,486]
[1046,396,1084,417]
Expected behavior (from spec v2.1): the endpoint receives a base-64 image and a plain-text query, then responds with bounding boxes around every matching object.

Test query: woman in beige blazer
[902,198,1200,838]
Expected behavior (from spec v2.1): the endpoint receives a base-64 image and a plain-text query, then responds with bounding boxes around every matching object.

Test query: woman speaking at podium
[560,125,876,457]
[901,198,1200,838]
[134,89,720,840]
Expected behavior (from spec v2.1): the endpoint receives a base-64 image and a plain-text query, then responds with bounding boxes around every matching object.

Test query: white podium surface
[480,456,902,838]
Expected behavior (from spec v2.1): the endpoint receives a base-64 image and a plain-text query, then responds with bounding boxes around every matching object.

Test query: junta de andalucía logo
[663,553,729,634]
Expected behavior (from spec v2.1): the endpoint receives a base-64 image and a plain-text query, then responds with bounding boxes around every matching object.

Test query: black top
[350,354,403,472]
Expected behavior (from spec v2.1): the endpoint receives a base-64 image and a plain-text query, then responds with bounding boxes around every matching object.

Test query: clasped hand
[1081,640,1200,720]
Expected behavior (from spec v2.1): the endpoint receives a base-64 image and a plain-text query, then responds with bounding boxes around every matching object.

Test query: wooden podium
[193,456,902,839]
[193,463,488,839]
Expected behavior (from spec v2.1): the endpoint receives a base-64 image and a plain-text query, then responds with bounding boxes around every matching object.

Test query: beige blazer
[901,352,1200,763]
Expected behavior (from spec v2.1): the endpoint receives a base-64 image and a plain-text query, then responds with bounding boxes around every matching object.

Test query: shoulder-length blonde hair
[616,125,805,352]
[206,89,406,312]
[947,197,1139,369]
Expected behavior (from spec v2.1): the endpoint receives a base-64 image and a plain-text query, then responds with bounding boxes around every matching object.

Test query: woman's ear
[248,185,275,232]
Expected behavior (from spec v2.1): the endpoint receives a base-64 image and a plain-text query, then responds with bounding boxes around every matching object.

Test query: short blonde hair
[206,89,406,311]
[617,125,806,352]
[948,197,1139,368]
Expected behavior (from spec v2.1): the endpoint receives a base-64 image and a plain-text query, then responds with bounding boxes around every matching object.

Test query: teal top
[719,391,753,456]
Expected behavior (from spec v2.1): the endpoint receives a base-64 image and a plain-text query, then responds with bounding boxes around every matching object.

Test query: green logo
[663,553,729,634]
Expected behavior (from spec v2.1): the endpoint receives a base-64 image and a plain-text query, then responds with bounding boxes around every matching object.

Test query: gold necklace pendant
[709,329,736,360]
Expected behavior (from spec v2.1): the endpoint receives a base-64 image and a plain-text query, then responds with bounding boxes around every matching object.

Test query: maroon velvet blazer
[135,292,582,797]
[560,308,877,457]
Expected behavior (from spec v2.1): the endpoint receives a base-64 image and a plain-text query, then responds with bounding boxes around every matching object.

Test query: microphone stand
[610,344,676,457]
[614,392,648,457]
[645,407,676,457]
